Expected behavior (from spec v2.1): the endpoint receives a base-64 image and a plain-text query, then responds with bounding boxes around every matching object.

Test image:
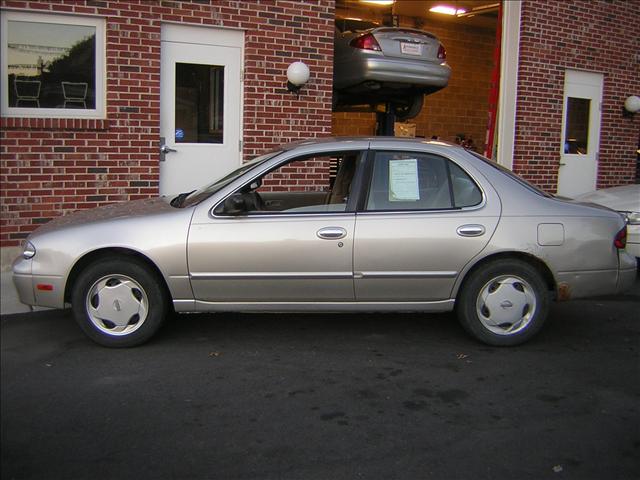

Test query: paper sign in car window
[389,159,420,201]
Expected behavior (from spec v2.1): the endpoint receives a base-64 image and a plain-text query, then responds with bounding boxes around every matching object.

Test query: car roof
[280,136,462,151]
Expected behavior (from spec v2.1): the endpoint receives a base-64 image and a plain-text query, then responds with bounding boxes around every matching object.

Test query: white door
[557,70,603,197]
[160,25,243,196]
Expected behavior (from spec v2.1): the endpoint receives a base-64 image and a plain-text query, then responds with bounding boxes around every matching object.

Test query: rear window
[335,18,379,33]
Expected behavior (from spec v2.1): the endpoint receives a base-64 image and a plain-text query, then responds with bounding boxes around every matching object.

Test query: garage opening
[332,0,500,158]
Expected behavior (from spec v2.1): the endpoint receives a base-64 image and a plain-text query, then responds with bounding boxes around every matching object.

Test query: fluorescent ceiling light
[360,0,394,5]
[429,5,467,15]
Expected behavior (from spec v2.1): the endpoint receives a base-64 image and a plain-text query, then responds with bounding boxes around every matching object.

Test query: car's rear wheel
[456,259,550,346]
[71,258,168,347]
[392,94,424,120]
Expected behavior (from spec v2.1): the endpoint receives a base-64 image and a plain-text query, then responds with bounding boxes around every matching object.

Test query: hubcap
[476,275,537,336]
[86,274,148,336]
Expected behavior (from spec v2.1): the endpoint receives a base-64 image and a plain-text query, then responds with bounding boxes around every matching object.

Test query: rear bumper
[334,56,451,91]
[556,269,619,300]
[555,253,637,300]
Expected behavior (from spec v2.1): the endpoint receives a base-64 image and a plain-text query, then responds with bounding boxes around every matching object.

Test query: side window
[366,152,481,211]
[216,151,360,215]
[449,161,483,208]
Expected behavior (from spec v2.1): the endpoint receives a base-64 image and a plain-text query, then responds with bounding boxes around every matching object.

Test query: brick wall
[0,0,334,247]
[261,158,331,192]
[515,0,640,192]
[331,15,497,154]
[411,19,496,151]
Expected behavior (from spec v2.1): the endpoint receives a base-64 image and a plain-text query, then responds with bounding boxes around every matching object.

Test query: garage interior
[332,0,500,157]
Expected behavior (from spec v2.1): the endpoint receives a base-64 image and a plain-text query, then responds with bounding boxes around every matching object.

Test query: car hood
[31,197,176,236]
[574,185,640,212]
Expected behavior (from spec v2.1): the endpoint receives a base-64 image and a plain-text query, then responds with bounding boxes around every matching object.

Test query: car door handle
[456,225,485,237]
[317,227,347,240]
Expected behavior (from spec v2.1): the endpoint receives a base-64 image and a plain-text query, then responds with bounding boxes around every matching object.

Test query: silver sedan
[333,18,451,119]
[13,138,637,347]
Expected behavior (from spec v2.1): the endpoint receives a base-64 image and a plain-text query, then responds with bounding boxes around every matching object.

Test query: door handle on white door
[160,145,177,154]
[159,137,177,162]
[456,225,485,237]
[317,227,347,240]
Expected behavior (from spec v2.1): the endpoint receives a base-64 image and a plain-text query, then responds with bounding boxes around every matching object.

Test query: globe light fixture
[286,61,310,98]
[623,95,640,117]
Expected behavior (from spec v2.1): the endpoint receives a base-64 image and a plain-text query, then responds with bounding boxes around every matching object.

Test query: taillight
[437,44,446,60]
[350,33,381,51]
[614,226,627,249]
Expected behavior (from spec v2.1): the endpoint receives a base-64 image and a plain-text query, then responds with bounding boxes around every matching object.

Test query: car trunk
[372,28,440,62]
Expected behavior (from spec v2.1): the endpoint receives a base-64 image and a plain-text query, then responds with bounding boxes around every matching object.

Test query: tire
[71,257,169,347]
[392,94,424,121]
[456,259,550,346]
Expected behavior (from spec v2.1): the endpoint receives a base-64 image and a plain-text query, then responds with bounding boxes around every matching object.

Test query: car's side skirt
[174,299,456,313]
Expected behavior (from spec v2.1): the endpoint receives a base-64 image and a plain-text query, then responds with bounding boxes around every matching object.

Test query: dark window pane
[7,20,96,109]
[175,63,224,144]
[564,97,590,154]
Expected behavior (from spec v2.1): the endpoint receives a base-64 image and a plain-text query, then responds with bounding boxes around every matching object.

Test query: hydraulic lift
[375,102,396,136]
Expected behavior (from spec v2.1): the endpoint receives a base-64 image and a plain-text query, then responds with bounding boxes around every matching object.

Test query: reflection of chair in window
[62,82,88,108]
[14,79,41,107]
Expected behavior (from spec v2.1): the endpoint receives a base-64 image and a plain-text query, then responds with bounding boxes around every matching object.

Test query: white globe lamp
[623,95,640,115]
[286,62,310,97]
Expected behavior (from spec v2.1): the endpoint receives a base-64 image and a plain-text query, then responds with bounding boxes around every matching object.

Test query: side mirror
[222,193,247,215]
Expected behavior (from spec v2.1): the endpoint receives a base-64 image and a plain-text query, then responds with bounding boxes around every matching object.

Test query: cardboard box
[394,122,416,138]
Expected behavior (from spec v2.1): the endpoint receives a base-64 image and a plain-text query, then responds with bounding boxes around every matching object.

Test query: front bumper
[617,250,638,294]
[625,223,640,259]
[12,256,66,309]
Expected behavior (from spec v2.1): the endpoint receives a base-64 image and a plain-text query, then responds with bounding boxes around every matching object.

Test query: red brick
[0,0,334,247]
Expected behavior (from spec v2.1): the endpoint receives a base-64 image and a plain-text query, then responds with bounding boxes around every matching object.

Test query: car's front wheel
[71,258,169,347]
[456,259,550,346]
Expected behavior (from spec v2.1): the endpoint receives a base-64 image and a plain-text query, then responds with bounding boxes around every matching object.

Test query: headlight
[624,211,640,225]
[21,240,36,259]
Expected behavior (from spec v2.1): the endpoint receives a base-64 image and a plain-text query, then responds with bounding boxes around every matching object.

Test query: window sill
[0,117,111,131]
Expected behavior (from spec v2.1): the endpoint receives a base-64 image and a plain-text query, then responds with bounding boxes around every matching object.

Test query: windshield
[468,151,553,198]
[177,150,282,208]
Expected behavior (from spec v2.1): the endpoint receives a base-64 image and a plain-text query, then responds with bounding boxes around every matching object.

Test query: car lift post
[376,102,395,136]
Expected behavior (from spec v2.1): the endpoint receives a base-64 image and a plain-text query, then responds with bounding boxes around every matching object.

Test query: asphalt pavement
[1,281,639,480]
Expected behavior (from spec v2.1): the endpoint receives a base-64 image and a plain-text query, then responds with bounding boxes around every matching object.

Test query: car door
[187,150,366,304]
[353,149,501,302]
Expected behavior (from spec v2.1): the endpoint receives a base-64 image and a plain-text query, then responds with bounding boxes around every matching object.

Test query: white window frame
[1,10,106,119]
